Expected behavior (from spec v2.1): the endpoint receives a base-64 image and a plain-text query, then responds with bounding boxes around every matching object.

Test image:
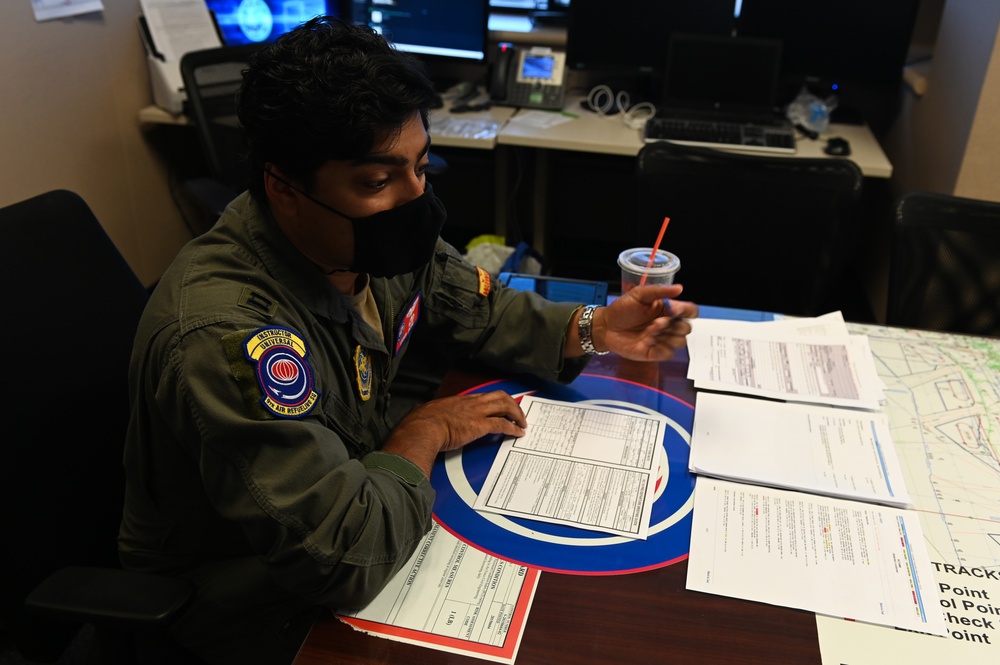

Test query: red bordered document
[337,520,540,664]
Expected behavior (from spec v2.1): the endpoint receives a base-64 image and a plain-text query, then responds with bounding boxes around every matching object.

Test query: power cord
[584,84,657,131]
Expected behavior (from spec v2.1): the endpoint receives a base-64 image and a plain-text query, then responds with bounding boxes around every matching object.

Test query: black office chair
[179,44,263,236]
[635,141,867,318]
[886,190,1000,336]
[0,190,198,664]
[179,44,448,237]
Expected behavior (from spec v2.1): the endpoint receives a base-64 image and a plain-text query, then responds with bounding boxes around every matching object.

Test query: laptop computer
[643,33,797,154]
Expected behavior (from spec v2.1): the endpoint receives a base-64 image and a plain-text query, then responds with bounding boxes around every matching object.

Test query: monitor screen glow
[206,0,338,46]
[359,0,488,62]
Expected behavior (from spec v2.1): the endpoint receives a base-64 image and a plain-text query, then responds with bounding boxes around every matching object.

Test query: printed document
[139,0,221,62]
[686,317,884,409]
[475,395,666,539]
[690,391,910,507]
[687,477,947,636]
[338,521,539,664]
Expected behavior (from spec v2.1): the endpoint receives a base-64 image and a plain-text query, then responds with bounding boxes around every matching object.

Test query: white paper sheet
[816,512,1000,662]
[687,477,947,636]
[139,0,221,62]
[474,395,666,539]
[687,316,884,409]
[32,0,104,21]
[690,391,910,507]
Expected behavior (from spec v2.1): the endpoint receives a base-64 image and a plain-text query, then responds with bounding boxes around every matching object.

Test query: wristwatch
[578,305,609,356]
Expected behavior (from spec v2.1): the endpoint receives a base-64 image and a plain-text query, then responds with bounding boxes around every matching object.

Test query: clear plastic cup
[618,248,680,293]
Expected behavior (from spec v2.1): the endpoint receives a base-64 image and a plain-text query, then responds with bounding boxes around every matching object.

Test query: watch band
[578,305,609,356]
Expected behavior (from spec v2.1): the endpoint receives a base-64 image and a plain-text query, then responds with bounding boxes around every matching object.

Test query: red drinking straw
[639,216,671,286]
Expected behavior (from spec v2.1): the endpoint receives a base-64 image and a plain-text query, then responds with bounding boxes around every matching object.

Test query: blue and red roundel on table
[431,373,695,575]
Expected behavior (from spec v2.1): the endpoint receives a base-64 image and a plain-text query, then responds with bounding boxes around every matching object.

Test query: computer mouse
[824,137,851,156]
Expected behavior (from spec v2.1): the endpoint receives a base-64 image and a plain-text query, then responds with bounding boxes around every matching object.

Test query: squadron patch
[476,266,491,297]
[354,345,372,401]
[243,326,320,418]
[395,292,421,354]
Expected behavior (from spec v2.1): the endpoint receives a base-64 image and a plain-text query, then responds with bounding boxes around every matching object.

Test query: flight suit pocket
[428,252,490,328]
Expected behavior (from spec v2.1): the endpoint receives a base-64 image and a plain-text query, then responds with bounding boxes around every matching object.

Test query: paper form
[338,521,539,664]
[474,395,666,539]
[32,0,104,22]
[139,0,221,62]
[686,317,884,409]
[690,392,910,507]
[687,477,947,636]
[698,310,851,337]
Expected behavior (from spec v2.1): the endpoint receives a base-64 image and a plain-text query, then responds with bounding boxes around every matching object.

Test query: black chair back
[635,141,866,318]
[887,190,1000,336]
[0,190,149,659]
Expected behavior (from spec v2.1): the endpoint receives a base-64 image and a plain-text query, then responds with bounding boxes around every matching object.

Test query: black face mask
[268,172,447,277]
[339,184,447,277]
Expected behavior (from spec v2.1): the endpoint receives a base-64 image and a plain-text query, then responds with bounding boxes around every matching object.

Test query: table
[294,315,1000,664]
[292,339,825,665]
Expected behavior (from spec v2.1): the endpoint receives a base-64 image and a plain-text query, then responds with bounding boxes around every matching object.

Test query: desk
[293,334,826,665]
[498,94,894,176]
[293,317,1000,664]
[139,91,894,274]
[497,93,894,259]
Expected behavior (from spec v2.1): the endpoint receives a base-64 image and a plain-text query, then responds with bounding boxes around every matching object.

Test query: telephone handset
[490,43,568,110]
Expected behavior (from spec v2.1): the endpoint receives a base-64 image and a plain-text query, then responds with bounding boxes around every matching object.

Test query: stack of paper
[684,312,948,638]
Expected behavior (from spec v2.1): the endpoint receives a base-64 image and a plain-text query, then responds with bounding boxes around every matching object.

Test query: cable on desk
[585,85,628,116]
[585,84,657,131]
[622,102,656,130]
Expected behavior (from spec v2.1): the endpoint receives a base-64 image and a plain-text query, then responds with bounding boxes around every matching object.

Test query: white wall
[0,2,191,287]
[885,0,1000,202]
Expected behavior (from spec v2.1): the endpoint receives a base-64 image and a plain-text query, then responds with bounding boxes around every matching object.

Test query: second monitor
[351,0,489,63]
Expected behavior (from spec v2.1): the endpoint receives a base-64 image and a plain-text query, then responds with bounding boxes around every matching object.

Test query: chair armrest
[25,566,195,629]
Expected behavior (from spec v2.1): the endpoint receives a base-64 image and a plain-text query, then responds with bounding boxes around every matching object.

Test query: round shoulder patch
[243,326,320,418]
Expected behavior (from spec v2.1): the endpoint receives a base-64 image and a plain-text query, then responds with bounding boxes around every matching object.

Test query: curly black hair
[238,16,438,201]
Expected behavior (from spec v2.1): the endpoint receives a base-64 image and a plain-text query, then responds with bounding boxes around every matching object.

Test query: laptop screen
[205,0,338,46]
[661,34,782,115]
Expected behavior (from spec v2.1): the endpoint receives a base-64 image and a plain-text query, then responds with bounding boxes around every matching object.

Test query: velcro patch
[476,267,491,297]
[395,292,421,354]
[243,326,320,418]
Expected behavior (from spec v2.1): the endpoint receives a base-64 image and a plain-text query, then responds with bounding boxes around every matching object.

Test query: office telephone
[490,43,568,110]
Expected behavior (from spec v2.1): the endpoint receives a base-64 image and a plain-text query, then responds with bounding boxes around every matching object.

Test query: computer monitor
[565,0,736,90]
[205,0,341,46]
[736,0,921,93]
[350,0,489,63]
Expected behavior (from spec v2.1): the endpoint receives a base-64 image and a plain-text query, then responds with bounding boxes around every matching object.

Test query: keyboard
[643,117,797,154]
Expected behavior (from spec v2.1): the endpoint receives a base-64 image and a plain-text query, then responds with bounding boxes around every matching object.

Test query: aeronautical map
[817,324,1000,664]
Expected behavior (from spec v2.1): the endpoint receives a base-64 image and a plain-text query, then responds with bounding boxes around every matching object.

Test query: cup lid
[618,248,680,274]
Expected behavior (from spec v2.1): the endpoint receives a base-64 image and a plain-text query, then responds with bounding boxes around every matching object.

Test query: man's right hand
[381,390,527,477]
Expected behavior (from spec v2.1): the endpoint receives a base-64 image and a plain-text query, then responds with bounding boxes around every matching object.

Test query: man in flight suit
[119,15,698,665]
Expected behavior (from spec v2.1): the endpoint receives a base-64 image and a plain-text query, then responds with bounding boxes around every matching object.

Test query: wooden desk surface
[293,353,822,665]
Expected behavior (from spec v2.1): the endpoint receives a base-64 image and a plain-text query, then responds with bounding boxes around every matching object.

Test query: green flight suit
[119,192,587,663]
